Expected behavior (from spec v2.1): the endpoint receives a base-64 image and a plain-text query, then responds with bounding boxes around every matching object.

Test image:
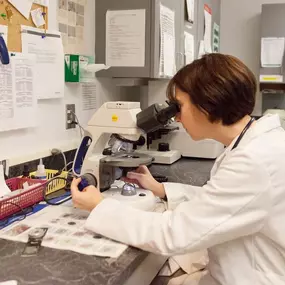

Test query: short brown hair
[167,53,257,125]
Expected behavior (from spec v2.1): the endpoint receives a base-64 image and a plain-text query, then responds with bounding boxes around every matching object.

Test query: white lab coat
[85,114,285,285]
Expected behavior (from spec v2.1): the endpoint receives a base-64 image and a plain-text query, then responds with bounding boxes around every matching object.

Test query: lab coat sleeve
[162,183,202,210]
[85,150,270,256]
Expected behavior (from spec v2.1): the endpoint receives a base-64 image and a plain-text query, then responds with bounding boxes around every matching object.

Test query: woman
[71,54,285,285]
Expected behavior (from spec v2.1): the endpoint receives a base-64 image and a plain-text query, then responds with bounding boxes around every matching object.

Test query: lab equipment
[135,102,182,164]
[73,101,156,211]
[78,173,97,191]
[21,227,48,257]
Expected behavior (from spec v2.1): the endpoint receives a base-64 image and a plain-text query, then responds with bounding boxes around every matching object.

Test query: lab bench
[0,158,214,285]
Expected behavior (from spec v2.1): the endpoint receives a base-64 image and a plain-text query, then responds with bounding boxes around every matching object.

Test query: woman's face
[174,88,211,141]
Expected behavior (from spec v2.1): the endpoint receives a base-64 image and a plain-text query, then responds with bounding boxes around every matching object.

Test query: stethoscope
[231,117,255,150]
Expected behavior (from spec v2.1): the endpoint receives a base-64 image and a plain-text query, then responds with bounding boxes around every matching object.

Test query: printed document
[261,37,285,67]
[0,53,37,132]
[0,206,128,258]
[106,9,146,67]
[159,4,176,77]
[8,0,33,19]
[21,26,64,99]
[185,32,195,64]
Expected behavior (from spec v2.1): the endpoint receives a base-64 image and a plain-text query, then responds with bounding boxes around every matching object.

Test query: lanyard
[231,117,255,150]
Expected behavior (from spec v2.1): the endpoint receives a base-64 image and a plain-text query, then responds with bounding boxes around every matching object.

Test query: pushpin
[10,53,15,57]
[5,5,13,22]
[0,13,6,20]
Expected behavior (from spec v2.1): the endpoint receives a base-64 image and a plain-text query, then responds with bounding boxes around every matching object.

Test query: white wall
[0,0,116,166]
[220,0,285,116]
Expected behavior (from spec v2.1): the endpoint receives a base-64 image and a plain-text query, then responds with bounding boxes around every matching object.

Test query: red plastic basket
[0,178,46,220]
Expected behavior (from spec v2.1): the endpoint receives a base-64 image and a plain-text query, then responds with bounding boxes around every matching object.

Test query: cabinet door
[260,4,285,80]
[95,0,152,78]
[151,0,185,78]
[197,0,221,54]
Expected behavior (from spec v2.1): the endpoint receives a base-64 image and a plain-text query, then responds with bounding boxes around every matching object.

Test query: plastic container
[35,158,47,179]
[29,169,68,195]
[0,178,46,220]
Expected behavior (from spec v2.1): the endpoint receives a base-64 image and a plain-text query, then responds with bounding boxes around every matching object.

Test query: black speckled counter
[0,158,214,285]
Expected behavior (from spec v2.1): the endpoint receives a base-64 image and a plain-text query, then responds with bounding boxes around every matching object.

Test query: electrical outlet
[66,104,76,129]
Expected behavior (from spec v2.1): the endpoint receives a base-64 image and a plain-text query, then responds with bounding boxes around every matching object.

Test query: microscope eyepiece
[136,102,180,133]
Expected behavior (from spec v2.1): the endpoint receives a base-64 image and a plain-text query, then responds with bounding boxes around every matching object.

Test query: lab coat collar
[215,114,281,164]
[231,114,281,149]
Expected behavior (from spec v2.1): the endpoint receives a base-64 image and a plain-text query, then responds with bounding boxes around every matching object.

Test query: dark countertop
[0,158,214,285]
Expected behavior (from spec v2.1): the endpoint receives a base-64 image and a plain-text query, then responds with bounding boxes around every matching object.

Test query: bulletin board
[0,0,48,52]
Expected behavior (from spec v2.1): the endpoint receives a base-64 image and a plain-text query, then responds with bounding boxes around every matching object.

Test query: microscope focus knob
[158,142,170,152]
[78,173,97,191]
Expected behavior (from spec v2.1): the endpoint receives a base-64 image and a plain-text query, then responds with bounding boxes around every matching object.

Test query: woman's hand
[122,165,166,198]
[71,178,104,211]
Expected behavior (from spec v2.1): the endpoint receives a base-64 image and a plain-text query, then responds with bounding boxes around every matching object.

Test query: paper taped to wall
[8,0,33,20]
[0,53,37,132]
[203,4,212,53]
[31,8,46,28]
[21,26,64,100]
[106,9,146,67]
[185,32,195,64]
[82,82,97,111]
[186,0,195,23]
[33,0,49,6]
[159,4,176,77]
[261,37,285,67]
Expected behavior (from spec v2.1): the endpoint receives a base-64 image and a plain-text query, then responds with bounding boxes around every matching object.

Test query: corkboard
[0,0,48,52]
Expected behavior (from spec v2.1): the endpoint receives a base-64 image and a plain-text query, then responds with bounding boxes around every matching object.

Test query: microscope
[72,101,179,211]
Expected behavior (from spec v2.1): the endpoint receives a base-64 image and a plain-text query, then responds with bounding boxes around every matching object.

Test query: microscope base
[102,188,157,211]
[137,149,181,165]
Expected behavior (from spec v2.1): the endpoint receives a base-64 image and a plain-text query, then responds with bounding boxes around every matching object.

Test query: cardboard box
[65,55,95,82]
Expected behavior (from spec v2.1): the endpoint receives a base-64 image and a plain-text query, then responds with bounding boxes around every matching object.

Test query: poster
[203,4,212,53]
[213,22,220,53]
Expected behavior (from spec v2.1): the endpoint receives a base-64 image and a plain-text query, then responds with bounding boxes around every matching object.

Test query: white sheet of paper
[82,64,110,73]
[261,37,285,67]
[21,26,64,99]
[0,281,17,285]
[31,8,45,27]
[0,206,127,258]
[164,34,176,77]
[203,4,212,53]
[33,0,49,6]
[106,9,146,67]
[159,4,176,77]
[8,0,33,19]
[198,40,206,59]
[82,83,97,111]
[186,0,195,23]
[0,53,37,132]
[0,25,8,44]
[185,32,195,64]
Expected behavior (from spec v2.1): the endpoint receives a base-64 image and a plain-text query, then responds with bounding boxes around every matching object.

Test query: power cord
[0,202,33,228]
[51,148,67,171]
[70,110,84,138]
